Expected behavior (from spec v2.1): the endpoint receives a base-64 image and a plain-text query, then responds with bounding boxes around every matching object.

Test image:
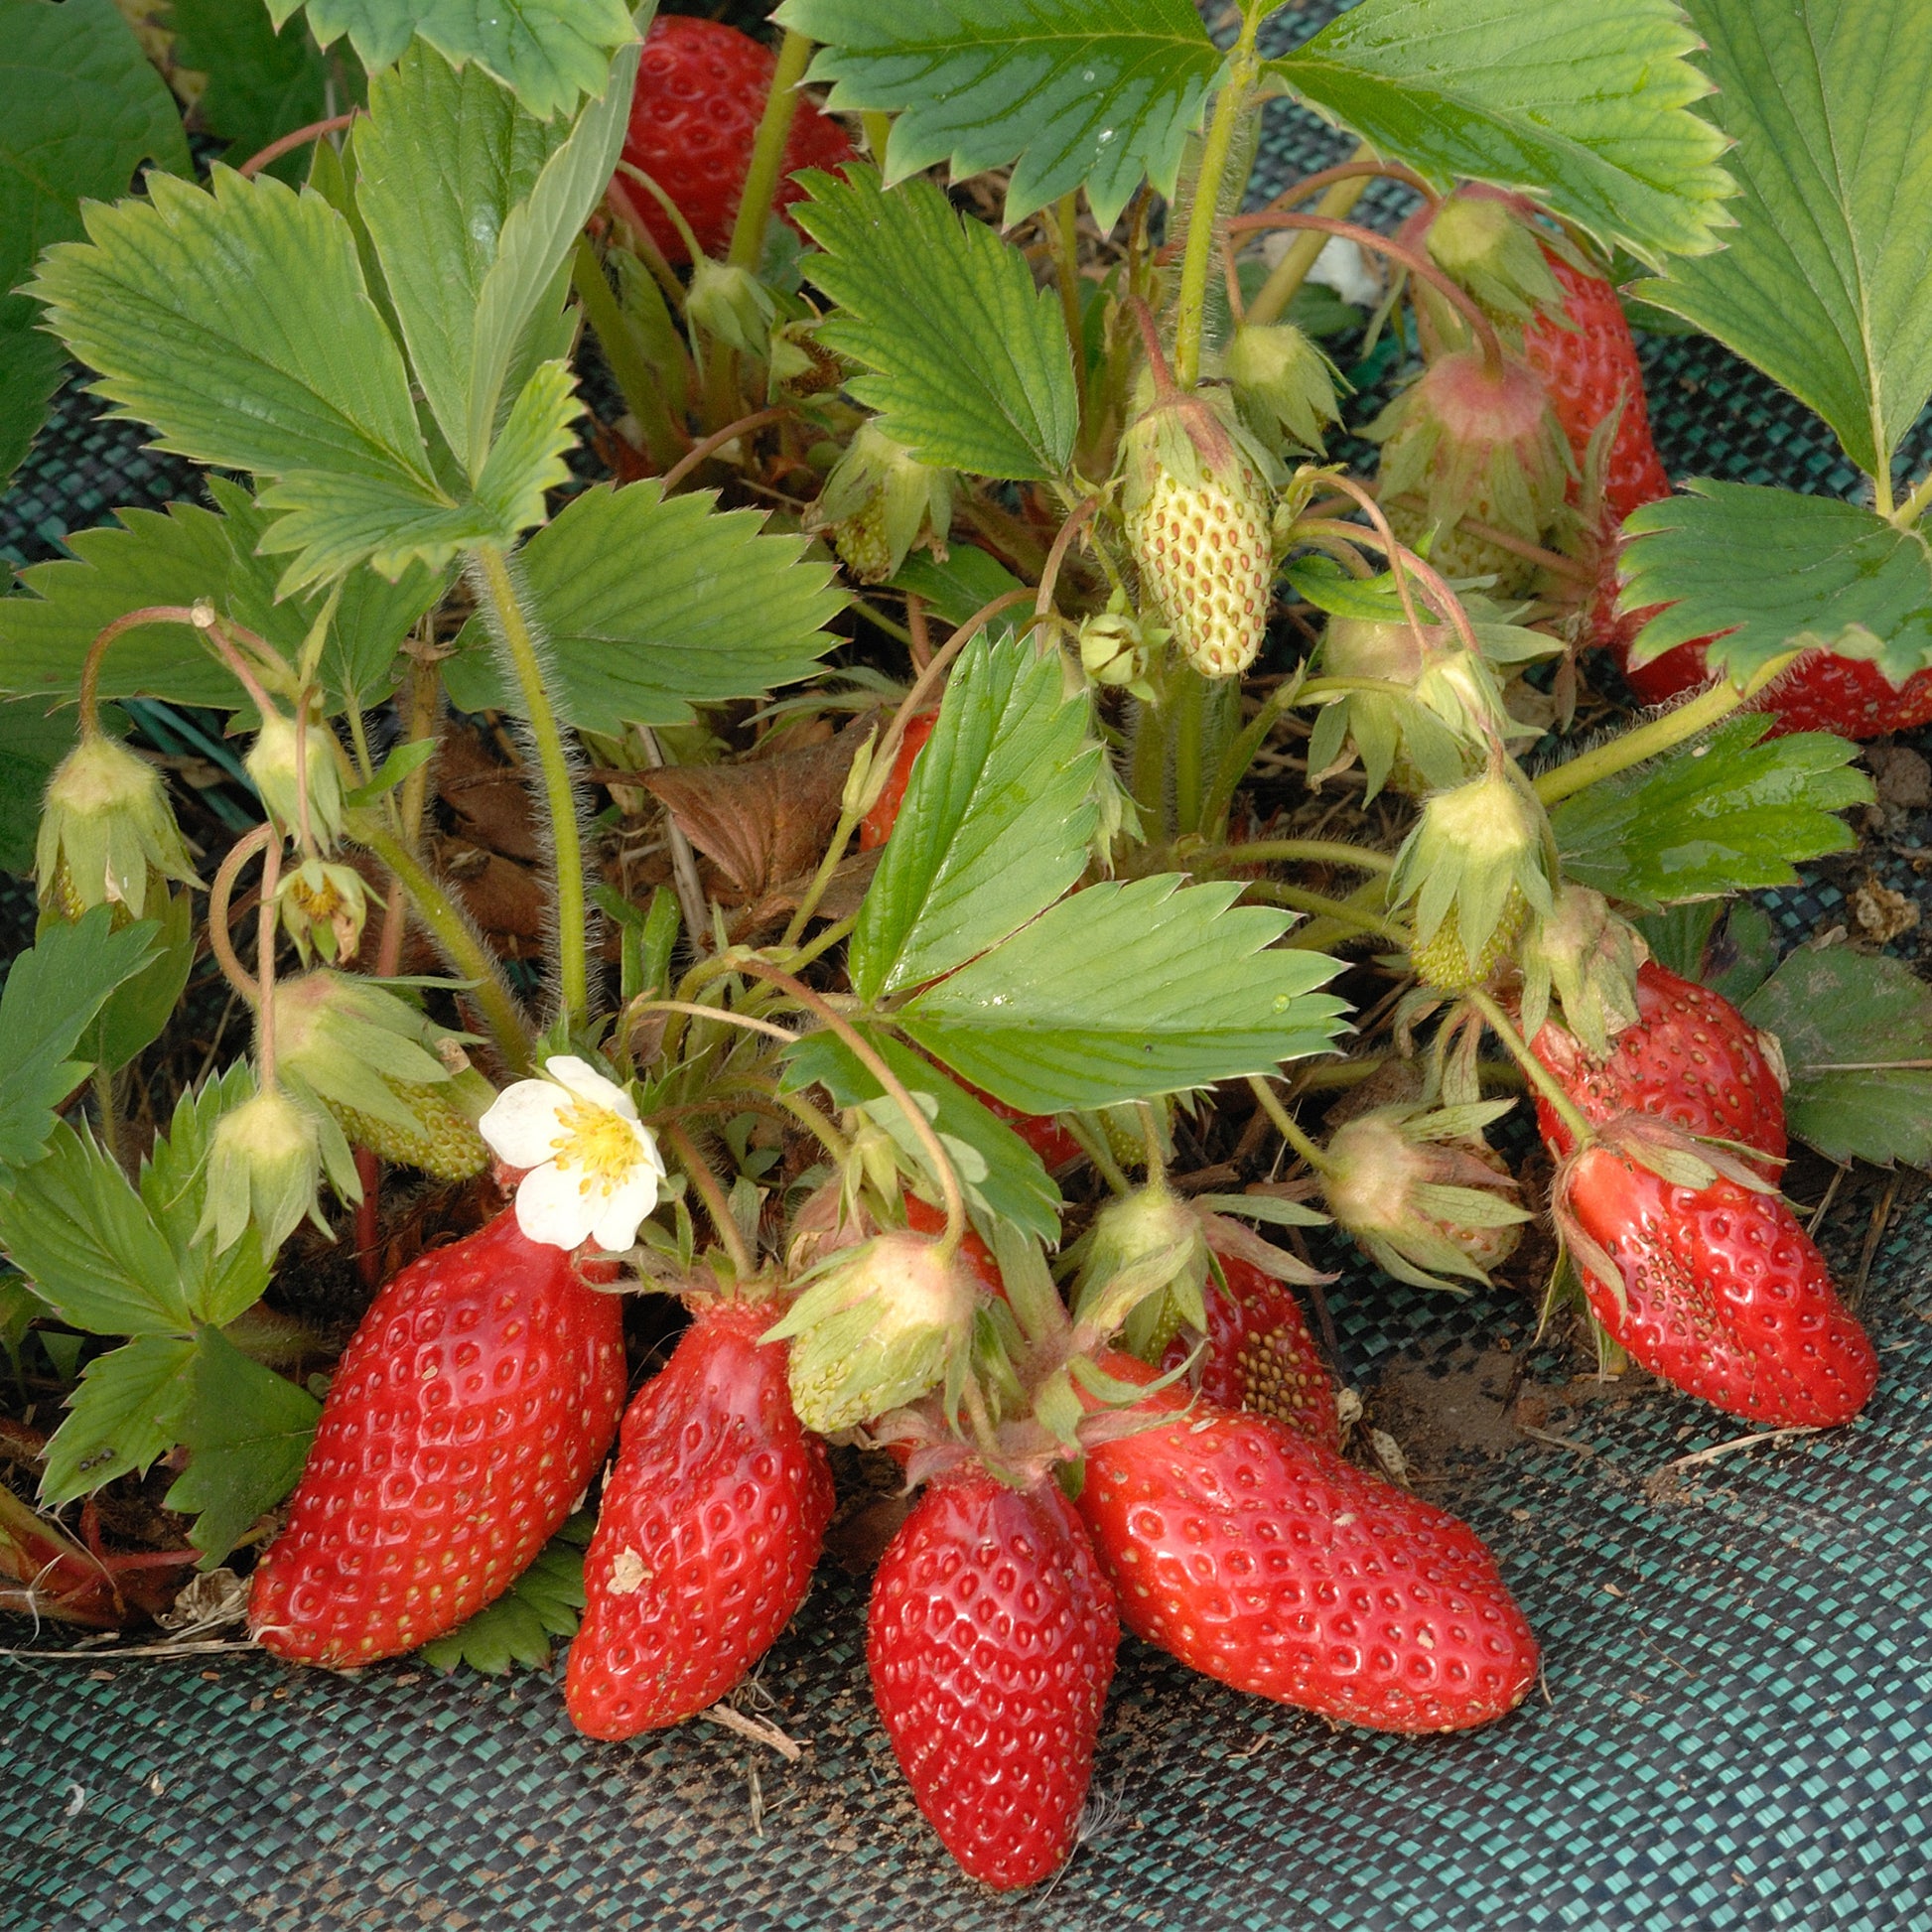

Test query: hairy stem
[1466,988,1594,1150]
[467,544,590,1028]
[1201,837,1394,873]
[253,832,284,1085]
[207,824,275,1006]
[78,607,203,737]
[1532,650,1803,806]
[663,1122,755,1277]
[1173,17,1261,387]
[728,28,813,270]
[1246,1075,1333,1175]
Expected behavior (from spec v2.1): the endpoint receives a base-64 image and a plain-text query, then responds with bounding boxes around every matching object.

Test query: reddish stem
[660,407,792,493]
[1255,159,1438,214]
[237,110,364,181]
[353,1147,382,1289]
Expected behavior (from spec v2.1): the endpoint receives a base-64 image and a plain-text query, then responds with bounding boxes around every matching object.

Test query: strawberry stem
[467,543,592,1031]
[1532,648,1804,806]
[660,407,791,493]
[206,824,275,1007]
[1196,837,1394,873]
[1245,1076,1335,1176]
[236,109,362,181]
[1465,988,1596,1150]
[78,606,202,737]
[663,1121,755,1275]
[727,28,813,271]
[1173,15,1262,388]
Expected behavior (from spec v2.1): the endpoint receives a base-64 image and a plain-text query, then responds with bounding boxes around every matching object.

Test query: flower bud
[36,734,199,922]
[1075,590,1167,700]
[762,1230,979,1433]
[198,1081,330,1260]
[687,257,776,358]
[1073,1184,1207,1356]
[245,708,343,847]
[1224,322,1342,453]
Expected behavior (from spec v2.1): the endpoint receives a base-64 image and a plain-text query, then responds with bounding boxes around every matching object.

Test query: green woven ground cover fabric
[4,7,1932,1927]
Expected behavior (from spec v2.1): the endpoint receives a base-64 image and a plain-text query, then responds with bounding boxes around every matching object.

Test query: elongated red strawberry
[609,17,853,266]
[1558,1148,1876,1427]
[1621,632,1932,740]
[869,1467,1118,1890]
[250,1212,625,1667]
[566,1299,832,1737]
[1076,1354,1537,1732]
[858,709,936,851]
[1533,960,1786,1164]
[1161,1251,1338,1449]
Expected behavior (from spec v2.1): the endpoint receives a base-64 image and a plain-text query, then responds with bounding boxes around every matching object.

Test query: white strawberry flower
[479,1055,666,1253]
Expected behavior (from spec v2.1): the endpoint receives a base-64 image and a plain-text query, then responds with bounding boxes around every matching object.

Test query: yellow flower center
[550,1098,639,1195]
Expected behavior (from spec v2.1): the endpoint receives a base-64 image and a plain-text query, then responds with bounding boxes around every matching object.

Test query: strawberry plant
[2,0,1930,1896]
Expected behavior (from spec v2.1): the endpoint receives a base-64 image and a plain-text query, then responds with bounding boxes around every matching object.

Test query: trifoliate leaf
[1636,0,1932,480]
[264,0,637,120]
[897,877,1348,1113]
[443,481,845,733]
[794,169,1080,482]
[418,1517,592,1675]
[1743,947,1932,1169]
[1272,0,1731,268]
[0,481,445,716]
[777,0,1219,230]
[0,909,160,1175]
[1550,717,1869,911]
[165,1327,321,1566]
[783,1027,1061,1245]
[1622,483,1932,687]
[850,634,1099,1003]
[38,1334,198,1509]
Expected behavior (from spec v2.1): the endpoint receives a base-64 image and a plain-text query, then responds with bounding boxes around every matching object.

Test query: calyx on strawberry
[566,1298,833,1738]
[1388,759,1556,990]
[35,729,198,922]
[1076,1353,1539,1731]
[609,16,853,266]
[806,422,954,586]
[1422,189,1571,326]
[1160,1249,1339,1449]
[868,1465,1118,1890]
[1554,1127,1876,1428]
[1122,309,1276,679]
[1222,320,1343,454]
[1515,884,1644,1062]
[1532,959,1786,1165]
[250,1211,626,1667]
[1320,1100,1528,1292]
[1369,347,1570,594]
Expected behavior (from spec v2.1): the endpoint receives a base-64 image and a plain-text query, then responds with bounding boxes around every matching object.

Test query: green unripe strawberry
[36,733,198,922]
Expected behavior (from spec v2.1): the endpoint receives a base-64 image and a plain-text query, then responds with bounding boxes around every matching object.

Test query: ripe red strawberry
[1532,960,1786,1164]
[250,1212,625,1667]
[566,1299,833,1737]
[1523,255,1669,522]
[1558,1148,1877,1427]
[961,1081,1086,1172]
[1076,1354,1538,1732]
[1618,630,1932,740]
[868,1467,1118,1890]
[609,17,853,266]
[858,709,936,851]
[1161,1251,1338,1450]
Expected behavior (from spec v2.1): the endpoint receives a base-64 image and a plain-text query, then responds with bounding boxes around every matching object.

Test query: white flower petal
[512,1160,598,1251]
[627,1119,667,1181]
[480,1080,572,1169]
[589,1165,661,1253]
[542,1055,638,1120]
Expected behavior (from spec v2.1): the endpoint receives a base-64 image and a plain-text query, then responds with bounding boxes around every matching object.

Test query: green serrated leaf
[0,325,66,493]
[1551,716,1868,911]
[794,169,1080,482]
[91,880,196,1075]
[897,877,1349,1113]
[0,909,160,1174]
[1743,946,1932,1168]
[1636,0,1932,479]
[165,1326,321,1566]
[783,1028,1061,1245]
[443,481,845,733]
[30,169,440,576]
[418,1516,591,1675]
[169,0,350,184]
[39,1333,198,1508]
[0,697,92,876]
[0,1121,192,1334]
[850,634,1099,1003]
[0,481,445,716]
[266,0,636,120]
[1272,0,1731,268]
[778,0,1219,230]
[354,38,634,477]
[1623,483,1932,686]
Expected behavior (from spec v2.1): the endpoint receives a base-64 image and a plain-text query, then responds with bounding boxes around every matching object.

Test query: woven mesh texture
[6,7,1932,1928]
